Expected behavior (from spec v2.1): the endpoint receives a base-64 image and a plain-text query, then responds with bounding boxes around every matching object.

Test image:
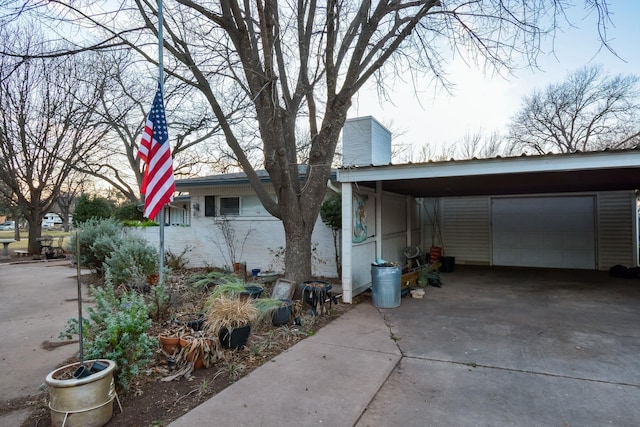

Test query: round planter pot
[239,286,263,301]
[45,359,116,427]
[219,325,251,350]
[159,335,180,355]
[272,299,294,326]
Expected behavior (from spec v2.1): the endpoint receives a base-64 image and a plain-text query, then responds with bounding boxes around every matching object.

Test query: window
[204,196,216,217]
[220,197,240,216]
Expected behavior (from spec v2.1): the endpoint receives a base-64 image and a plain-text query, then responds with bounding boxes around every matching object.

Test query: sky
[349,2,640,153]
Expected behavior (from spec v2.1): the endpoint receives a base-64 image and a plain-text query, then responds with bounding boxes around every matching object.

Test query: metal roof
[176,166,337,189]
[337,148,640,197]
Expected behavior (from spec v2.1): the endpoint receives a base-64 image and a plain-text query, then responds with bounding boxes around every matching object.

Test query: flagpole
[158,0,166,285]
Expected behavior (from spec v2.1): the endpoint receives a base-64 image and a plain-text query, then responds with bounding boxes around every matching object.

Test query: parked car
[0,221,15,231]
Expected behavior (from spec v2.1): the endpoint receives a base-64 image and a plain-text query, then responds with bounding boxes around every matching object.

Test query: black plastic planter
[240,286,264,300]
[219,325,251,350]
[272,299,294,326]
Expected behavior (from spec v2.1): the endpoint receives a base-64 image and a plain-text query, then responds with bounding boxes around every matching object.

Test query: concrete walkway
[168,303,402,427]
[0,260,88,426]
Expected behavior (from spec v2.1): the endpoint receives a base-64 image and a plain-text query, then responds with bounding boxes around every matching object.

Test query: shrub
[68,218,124,275]
[148,284,171,321]
[113,203,145,222]
[73,194,114,226]
[104,238,159,288]
[165,246,192,270]
[59,284,155,392]
[122,219,159,227]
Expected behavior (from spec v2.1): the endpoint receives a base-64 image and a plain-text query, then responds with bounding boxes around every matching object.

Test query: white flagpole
[158,0,166,285]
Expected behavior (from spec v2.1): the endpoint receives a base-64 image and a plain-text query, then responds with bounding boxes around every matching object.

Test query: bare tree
[0,29,108,254]
[16,0,615,283]
[74,52,246,202]
[508,65,640,154]
[456,129,508,160]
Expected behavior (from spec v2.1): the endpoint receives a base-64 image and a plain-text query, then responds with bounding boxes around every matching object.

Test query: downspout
[327,179,341,193]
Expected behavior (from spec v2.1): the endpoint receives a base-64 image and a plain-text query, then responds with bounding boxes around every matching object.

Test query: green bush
[68,218,124,275]
[113,203,144,222]
[122,219,159,227]
[73,194,114,226]
[59,284,155,392]
[104,238,159,288]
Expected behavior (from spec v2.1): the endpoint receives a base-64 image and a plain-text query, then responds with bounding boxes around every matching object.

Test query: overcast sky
[349,2,640,152]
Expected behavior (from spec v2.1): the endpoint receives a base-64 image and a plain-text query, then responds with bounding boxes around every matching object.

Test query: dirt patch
[41,340,78,351]
[10,270,353,427]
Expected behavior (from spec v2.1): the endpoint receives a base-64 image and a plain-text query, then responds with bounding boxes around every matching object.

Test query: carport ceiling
[358,167,640,197]
[338,149,640,197]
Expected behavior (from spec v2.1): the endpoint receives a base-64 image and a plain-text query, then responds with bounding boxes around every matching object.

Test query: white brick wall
[130,215,338,278]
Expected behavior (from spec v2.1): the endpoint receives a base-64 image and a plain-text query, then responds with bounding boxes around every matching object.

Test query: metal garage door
[492,196,596,269]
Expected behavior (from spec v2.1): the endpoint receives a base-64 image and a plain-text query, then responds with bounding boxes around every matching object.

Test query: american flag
[138,85,175,220]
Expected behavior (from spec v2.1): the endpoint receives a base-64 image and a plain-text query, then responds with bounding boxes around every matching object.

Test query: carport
[336,116,640,303]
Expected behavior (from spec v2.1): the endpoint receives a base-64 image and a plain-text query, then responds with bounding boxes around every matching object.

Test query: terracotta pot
[159,335,180,355]
[179,336,211,369]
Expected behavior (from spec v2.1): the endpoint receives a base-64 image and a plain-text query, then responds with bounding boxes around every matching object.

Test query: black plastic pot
[272,299,294,326]
[219,325,251,350]
[175,314,205,332]
[240,286,264,300]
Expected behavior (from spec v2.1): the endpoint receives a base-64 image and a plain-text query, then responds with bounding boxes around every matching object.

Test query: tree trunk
[27,220,43,256]
[282,214,313,287]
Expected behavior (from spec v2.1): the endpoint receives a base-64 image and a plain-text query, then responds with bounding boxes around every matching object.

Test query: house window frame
[219,196,240,216]
[204,195,216,217]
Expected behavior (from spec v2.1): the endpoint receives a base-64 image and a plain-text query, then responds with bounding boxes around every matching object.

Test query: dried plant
[204,296,259,336]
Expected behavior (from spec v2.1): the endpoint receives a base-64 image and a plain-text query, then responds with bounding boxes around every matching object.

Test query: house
[131,168,340,278]
[136,116,640,304]
[337,116,640,303]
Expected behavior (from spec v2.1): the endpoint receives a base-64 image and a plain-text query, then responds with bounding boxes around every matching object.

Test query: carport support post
[376,181,382,261]
[406,195,412,247]
[341,182,353,303]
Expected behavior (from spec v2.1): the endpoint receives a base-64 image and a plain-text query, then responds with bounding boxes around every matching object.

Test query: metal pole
[158,0,165,285]
[76,231,84,366]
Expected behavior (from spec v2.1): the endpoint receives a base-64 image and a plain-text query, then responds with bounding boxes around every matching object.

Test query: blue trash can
[371,264,401,308]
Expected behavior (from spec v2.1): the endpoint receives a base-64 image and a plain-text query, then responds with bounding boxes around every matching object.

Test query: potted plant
[270,299,295,326]
[252,297,292,326]
[45,359,118,427]
[188,270,236,292]
[205,296,258,350]
[177,333,220,369]
[299,280,333,316]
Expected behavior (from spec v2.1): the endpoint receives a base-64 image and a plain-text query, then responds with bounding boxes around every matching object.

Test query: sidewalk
[0,259,89,426]
[168,303,401,427]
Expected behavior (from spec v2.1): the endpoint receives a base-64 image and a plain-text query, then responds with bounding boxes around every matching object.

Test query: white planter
[45,359,117,427]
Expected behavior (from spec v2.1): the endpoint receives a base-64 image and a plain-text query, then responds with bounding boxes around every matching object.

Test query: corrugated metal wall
[598,191,637,269]
[441,197,491,264]
[421,191,637,270]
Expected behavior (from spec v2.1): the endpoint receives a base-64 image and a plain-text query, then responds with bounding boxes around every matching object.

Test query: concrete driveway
[357,266,640,426]
[0,260,88,425]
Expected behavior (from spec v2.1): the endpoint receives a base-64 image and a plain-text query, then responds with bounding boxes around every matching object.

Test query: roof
[176,166,337,189]
[337,148,640,197]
